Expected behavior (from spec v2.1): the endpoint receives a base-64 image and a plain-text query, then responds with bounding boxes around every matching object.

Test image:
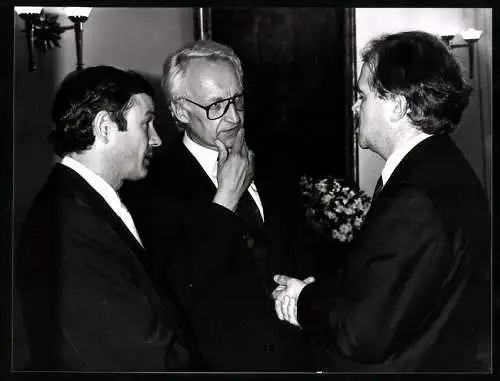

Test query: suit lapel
[52,164,185,331]
[252,171,271,223]
[53,164,145,257]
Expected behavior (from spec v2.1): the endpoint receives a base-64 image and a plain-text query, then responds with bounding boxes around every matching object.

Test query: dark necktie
[236,190,264,232]
[372,176,384,200]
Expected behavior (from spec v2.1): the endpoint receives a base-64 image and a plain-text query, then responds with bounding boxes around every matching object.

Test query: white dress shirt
[380,133,432,188]
[61,156,144,247]
[183,132,265,221]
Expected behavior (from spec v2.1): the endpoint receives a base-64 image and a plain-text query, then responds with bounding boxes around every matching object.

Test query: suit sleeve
[297,184,451,364]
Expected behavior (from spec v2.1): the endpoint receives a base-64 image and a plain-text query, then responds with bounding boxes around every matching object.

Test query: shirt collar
[183,132,219,179]
[381,133,432,185]
[61,155,124,211]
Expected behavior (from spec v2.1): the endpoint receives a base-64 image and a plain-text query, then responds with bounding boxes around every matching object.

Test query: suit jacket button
[246,236,254,248]
[264,343,274,352]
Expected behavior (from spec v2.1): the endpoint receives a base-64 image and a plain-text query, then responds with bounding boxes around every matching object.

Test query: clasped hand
[271,274,315,327]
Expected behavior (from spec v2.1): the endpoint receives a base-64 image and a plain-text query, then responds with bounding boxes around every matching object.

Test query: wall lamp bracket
[15,7,92,72]
[441,28,483,79]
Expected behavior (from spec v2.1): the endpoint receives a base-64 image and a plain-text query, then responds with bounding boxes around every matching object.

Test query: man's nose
[351,100,360,113]
[224,101,242,124]
[149,126,162,147]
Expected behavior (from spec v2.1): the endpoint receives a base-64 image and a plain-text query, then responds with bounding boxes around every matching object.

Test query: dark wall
[14,18,58,245]
[13,15,58,369]
[210,8,355,180]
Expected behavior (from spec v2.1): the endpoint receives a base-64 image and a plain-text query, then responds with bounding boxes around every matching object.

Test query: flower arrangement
[299,175,372,243]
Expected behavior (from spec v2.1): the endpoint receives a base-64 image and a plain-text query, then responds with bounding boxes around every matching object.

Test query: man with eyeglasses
[119,40,315,371]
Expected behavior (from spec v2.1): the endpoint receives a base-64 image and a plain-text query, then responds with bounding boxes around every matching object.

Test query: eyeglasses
[181,93,244,120]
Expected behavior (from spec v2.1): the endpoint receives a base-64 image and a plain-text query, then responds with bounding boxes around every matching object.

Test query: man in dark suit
[120,40,316,371]
[272,31,491,372]
[14,66,197,371]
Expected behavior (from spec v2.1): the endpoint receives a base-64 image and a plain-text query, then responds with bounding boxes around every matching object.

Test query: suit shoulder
[368,183,444,232]
[21,185,111,243]
[376,182,435,210]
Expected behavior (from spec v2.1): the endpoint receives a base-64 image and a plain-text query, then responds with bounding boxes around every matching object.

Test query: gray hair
[161,39,243,103]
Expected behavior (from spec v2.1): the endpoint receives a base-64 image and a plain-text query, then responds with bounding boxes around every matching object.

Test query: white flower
[321,194,333,205]
[335,205,345,214]
[344,206,354,215]
[353,198,363,209]
[315,179,328,193]
[354,216,363,228]
[324,210,336,220]
[339,224,352,234]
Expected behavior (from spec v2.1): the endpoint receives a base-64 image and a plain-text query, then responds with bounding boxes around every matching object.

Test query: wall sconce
[14,7,92,72]
[441,28,483,79]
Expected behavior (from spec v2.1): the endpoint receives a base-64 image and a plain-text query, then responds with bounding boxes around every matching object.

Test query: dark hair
[49,65,154,157]
[361,31,472,134]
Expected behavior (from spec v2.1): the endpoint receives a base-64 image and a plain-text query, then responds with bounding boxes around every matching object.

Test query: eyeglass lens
[208,95,244,119]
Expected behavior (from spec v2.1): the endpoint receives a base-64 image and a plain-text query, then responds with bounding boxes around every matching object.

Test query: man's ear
[92,110,114,144]
[390,95,409,123]
[170,101,190,124]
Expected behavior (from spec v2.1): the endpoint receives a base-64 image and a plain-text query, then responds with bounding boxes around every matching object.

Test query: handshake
[271,274,315,327]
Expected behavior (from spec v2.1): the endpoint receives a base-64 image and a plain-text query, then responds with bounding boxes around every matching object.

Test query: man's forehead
[134,92,152,102]
[185,59,241,98]
[188,58,235,75]
[130,93,155,112]
[357,64,371,87]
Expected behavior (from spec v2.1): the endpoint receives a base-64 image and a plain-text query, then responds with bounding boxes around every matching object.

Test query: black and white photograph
[8,6,493,374]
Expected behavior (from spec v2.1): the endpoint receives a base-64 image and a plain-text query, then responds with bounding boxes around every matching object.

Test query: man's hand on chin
[212,128,254,212]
